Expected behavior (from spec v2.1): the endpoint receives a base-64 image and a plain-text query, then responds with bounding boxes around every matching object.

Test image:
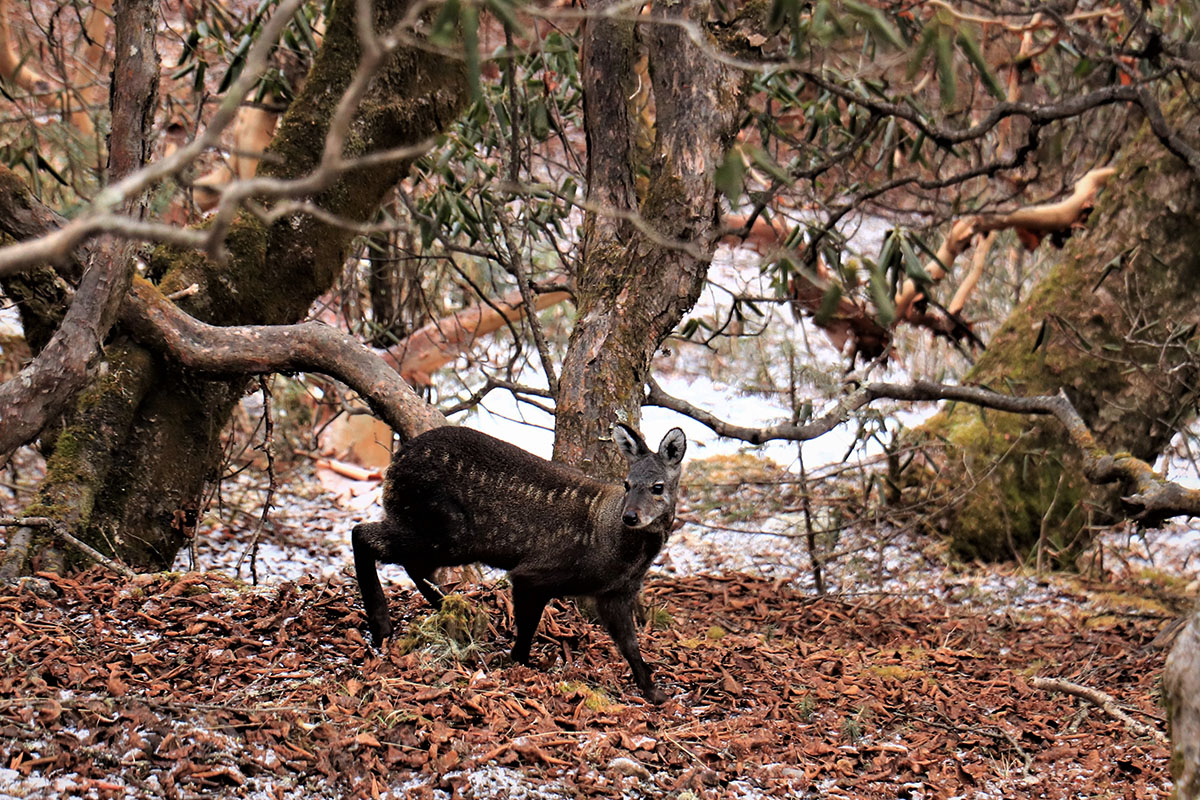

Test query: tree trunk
[0,0,157,463]
[916,101,1200,561]
[14,0,466,571]
[553,0,744,478]
[1166,600,1200,799]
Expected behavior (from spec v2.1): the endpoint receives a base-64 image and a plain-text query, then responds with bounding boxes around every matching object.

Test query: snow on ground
[4,236,1194,615]
[161,239,1200,613]
[172,367,1200,626]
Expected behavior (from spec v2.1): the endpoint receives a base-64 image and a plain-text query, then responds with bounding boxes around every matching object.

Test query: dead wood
[785,166,1119,361]
[892,217,979,323]
[974,167,1117,248]
[1030,675,1167,744]
[0,517,136,579]
[192,106,281,211]
[382,283,570,386]
[892,166,1115,329]
[0,0,109,136]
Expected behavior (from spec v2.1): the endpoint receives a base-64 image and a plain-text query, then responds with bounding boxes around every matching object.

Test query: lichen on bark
[23,343,156,567]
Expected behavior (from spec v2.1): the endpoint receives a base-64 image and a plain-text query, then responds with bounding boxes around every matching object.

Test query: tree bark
[121,277,445,440]
[554,0,745,478]
[11,0,467,570]
[0,0,157,464]
[915,101,1200,561]
[1165,600,1200,800]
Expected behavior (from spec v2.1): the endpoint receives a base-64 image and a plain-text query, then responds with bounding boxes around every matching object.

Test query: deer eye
[623,481,631,492]
[651,483,665,496]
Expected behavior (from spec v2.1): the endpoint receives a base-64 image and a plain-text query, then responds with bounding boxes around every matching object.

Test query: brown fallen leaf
[106,668,128,697]
[721,667,742,696]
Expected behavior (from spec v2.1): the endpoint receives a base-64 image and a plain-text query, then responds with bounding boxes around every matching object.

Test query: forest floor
[0,450,1192,800]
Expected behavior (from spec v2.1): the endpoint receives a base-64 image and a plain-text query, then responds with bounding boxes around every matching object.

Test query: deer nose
[623,511,640,527]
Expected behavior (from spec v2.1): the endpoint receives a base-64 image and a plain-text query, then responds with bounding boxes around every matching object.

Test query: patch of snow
[426,765,573,800]
[1096,521,1200,582]
[0,304,21,337]
[0,768,51,800]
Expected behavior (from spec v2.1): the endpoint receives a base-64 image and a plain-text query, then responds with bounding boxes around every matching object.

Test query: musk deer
[351,423,686,703]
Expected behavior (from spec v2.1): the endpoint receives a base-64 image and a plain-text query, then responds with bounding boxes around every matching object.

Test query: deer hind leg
[351,522,393,647]
[510,579,550,665]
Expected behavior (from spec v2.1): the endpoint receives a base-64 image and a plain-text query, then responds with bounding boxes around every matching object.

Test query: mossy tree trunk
[553,0,746,478]
[918,101,1200,561]
[14,0,466,571]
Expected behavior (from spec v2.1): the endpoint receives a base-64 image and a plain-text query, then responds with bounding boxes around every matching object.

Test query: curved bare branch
[647,378,1200,521]
[120,278,446,441]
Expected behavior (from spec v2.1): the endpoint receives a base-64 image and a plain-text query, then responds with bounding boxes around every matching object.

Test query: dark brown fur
[352,424,685,703]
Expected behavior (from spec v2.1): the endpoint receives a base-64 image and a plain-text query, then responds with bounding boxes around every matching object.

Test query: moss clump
[1083,614,1122,630]
[647,605,674,630]
[22,343,156,551]
[915,406,1088,562]
[865,664,925,682]
[558,681,617,712]
[911,104,1200,566]
[685,452,796,519]
[395,594,487,661]
[1091,588,1174,617]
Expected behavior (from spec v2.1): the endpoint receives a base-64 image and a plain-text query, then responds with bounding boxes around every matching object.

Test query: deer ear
[658,428,686,465]
[613,423,649,460]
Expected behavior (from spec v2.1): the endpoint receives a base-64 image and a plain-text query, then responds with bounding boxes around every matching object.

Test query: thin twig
[235,377,277,585]
[0,516,135,579]
[797,446,825,594]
